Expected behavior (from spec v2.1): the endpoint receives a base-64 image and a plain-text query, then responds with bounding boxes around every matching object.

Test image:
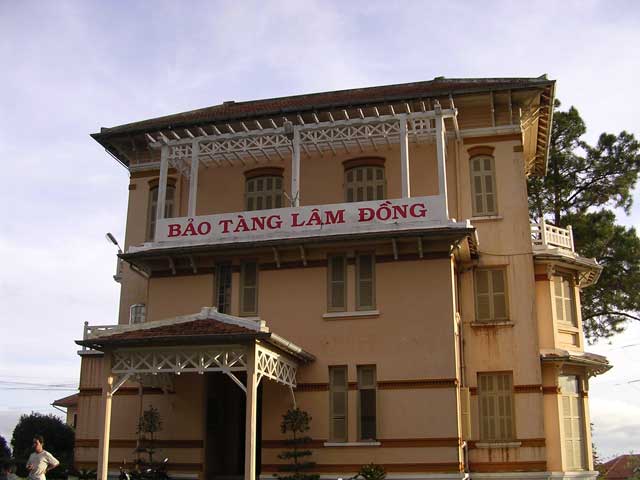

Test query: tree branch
[582,310,640,322]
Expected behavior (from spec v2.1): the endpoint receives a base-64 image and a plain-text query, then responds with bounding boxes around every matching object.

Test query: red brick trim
[469,461,547,472]
[244,166,284,179]
[342,157,386,170]
[261,462,462,473]
[467,146,495,157]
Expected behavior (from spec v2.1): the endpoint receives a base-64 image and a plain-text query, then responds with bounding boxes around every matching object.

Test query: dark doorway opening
[205,373,262,480]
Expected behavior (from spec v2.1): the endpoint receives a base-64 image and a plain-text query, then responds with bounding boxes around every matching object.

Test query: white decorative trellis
[153,109,456,179]
[256,344,297,388]
[110,343,298,393]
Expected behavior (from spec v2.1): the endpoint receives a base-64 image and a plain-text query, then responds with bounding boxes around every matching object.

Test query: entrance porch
[76,307,314,480]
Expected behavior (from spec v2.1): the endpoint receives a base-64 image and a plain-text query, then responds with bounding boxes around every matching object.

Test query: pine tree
[276,408,319,480]
[528,100,640,340]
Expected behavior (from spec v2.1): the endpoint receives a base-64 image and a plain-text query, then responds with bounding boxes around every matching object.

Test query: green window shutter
[330,366,348,442]
[328,255,346,311]
[356,254,375,310]
[240,262,258,315]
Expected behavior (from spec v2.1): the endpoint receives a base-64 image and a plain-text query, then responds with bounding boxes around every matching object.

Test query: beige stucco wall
[79,103,600,476]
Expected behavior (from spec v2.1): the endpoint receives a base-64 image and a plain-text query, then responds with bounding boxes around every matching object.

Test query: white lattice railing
[531,220,574,251]
[79,321,122,353]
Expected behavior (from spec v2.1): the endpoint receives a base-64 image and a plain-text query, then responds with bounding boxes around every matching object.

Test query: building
[74,76,610,480]
[601,454,640,479]
[52,393,79,429]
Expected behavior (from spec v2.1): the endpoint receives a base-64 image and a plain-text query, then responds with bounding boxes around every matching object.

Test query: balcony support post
[188,141,200,217]
[155,145,170,241]
[399,116,410,198]
[291,127,301,207]
[244,341,258,480]
[434,102,449,218]
[541,218,547,247]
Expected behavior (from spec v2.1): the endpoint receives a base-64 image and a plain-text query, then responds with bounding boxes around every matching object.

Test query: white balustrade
[531,220,574,251]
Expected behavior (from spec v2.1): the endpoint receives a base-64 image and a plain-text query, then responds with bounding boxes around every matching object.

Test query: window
[129,304,146,325]
[240,261,258,316]
[357,366,376,441]
[470,155,497,216]
[553,275,577,326]
[356,253,375,310]
[344,160,386,202]
[327,255,347,311]
[146,184,175,241]
[329,366,348,442]
[475,269,508,322]
[478,372,515,442]
[245,170,283,211]
[215,264,232,314]
[560,375,586,470]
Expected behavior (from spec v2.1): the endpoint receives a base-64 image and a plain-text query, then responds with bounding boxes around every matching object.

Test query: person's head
[33,435,44,453]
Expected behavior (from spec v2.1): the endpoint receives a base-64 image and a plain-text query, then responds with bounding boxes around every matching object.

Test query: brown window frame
[343,158,386,203]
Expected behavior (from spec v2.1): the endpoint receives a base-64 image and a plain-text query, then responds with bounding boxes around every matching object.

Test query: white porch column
[188,141,200,217]
[244,342,258,480]
[399,116,410,198]
[434,102,449,218]
[291,127,301,207]
[97,353,113,480]
[155,145,170,240]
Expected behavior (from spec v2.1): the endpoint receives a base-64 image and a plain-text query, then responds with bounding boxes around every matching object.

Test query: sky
[1,0,639,462]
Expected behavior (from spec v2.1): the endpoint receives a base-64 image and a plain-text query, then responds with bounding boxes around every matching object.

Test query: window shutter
[357,366,377,441]
[330,366,348,442]
[328,255,346,311]
[356,254,375,310]
[475,270,491,321]
[478,372,514,442]
[240,262,258,315]
[470,156,497,216]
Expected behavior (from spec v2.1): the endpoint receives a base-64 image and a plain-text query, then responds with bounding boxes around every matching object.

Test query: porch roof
[540,348,611,376]
[75,307,315,363]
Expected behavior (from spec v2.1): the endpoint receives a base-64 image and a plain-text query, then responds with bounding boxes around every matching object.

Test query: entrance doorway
[205,373,262,480]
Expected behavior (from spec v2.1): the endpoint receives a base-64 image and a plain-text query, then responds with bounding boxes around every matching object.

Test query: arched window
[245,167,284,211]
[469,147,497,216]
[344,158,386,202]
[146,182,175,241]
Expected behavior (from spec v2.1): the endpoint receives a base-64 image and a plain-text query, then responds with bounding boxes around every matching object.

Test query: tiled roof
[602,454,640,479]
[52,393,79,408]
[89,318,257,344]
[93,76,553,138]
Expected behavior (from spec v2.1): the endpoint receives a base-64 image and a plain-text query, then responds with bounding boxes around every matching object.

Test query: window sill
[475,441,521,449]
[323,310,380,320]
[470,321,514,327]
[323,441,381,447]
[471,215,503,222]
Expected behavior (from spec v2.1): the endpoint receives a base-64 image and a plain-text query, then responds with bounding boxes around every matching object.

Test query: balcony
[78,321,122,355]
[530,220,574,252]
